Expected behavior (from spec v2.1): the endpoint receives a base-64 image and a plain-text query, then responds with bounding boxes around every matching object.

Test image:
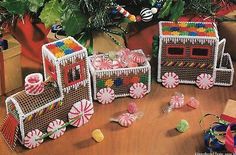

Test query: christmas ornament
[140,8,153,22]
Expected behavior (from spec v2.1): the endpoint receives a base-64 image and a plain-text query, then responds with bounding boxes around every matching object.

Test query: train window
[167,47,185,56]
[45,59,57,80]
[64,61,85,86]
[191,47,210,58]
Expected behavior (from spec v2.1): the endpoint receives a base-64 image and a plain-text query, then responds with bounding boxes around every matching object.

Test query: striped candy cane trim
[130,83,147,99]
[97,88,115,104]
[24,129,43,149]
[196,73,214,89]
[68,99,94,128]
[116,5,130,17]
[24,73,44,95]
[47,119,66,139]
[118,113,136,127]
[162,72,179,88]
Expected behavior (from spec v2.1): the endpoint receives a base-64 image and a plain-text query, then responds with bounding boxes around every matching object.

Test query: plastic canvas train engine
[157,21,234,89]
[0,37,94,149]
[89,49,151,104]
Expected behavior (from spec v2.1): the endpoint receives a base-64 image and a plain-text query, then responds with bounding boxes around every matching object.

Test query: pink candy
[127,102,138,114]
[186,97,200,109]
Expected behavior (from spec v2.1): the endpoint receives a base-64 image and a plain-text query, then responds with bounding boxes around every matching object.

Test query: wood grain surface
[0,56,235,155]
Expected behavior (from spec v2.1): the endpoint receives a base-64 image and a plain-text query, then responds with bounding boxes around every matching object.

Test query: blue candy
[55,41,64,47]
[189,32,197,36]
[170,27,180,31]
[196,23,205,28]
[64,49,73,55]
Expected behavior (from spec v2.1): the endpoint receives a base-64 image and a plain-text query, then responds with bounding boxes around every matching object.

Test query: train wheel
[130,83,147,99]
[96,88,115,104]
[196,73,214,89]
[162,72,179,88]
[47,119,66,139]
[68,99,94,127]
[24,129,44,149]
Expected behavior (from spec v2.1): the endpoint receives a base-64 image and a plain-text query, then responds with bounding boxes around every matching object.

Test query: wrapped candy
[186,97,200,109]
[110,112,144,127]
[163,92,185,113]
[92,129,104,143]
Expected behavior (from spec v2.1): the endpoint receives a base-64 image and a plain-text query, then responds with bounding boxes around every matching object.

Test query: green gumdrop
[176,119,189,133]
[97,80,105,88]
[162,26,170,31]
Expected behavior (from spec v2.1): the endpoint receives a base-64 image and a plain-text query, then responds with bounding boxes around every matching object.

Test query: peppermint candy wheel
[118,113,136,127]
[97,88,115,104]
[131,52,146,64]
[24,129,44,149]
[170,93,185,109]
[196,73,214,89]
[100,57,113,70]
[47,119,66,139]
[68,99,94,128]
[130,83,147,99]
[162,72,179,88]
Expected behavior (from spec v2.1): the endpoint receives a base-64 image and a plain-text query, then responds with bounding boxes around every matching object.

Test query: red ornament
[136,15,142,22]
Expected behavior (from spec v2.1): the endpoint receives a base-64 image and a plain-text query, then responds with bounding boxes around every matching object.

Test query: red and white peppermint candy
[130,83,147,99]
[196,73,214,89]
[162,72,179,88]
[47,119,66,139]
[97,88,115,104]
[131,52,146,64]
[24,129,43,149]
[118,113,136,127]
[68,99,94,128]
[169,93,185,109]
[112,60,123,69]
[25,73,44,95]
[91,56,102,70]
[99,57,113,70]
[118,48,131,60]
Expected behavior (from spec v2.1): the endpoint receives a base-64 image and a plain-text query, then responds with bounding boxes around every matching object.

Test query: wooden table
[0,56,235,155]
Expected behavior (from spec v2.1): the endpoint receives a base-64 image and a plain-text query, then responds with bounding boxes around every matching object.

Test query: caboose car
[157,21,234,89]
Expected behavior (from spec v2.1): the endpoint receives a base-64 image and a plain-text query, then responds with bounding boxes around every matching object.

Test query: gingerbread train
[157,21,234,89]
[0,37,94,149]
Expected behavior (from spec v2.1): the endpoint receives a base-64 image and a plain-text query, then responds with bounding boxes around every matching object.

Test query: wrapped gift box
[0,37,22,95]
[220,99,236,123]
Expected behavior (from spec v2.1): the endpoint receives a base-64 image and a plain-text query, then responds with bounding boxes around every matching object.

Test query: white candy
[118,113,136,127]
[68,99,94,127]
[130,83,147,99]
[196,73,214,89]
[97,88,115,104]
[24,129,43,149]
[47,119,66,139]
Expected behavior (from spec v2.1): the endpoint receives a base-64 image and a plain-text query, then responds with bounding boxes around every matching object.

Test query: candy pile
[91,49,147,70]
[46,38,83,58]
[25,73,44,95]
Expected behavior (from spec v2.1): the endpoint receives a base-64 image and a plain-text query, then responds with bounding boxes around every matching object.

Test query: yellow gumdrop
[92,129,104,143]
[105,79,114,87]
[197,28,205,32]
[129,15,136,22]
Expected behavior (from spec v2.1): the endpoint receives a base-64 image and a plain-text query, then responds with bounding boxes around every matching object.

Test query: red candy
[186,97,199,109]
[127,102,138,114]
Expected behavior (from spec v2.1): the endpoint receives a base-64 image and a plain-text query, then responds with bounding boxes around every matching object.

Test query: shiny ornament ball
[140,8,153,22]
[129,15,136,22]
[151,8,158,14]
[136,15,142,22]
